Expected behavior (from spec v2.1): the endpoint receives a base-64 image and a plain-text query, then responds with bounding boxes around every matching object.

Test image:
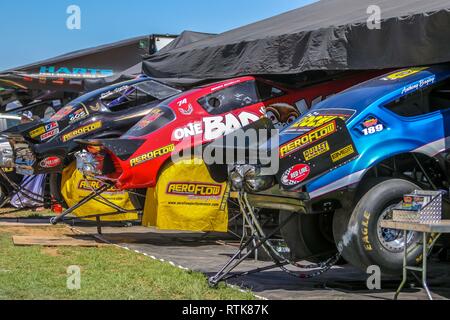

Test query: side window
[256,81,285,101]
[385,78,450,117]
[428,79,450,112]
[198,81,259,115]
[385,90,427,117]
[6,118,20,129]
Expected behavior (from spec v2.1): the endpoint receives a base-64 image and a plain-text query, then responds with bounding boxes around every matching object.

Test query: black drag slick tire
[49,173,67,208]
[280,211,337,262]
[334,178,423,275]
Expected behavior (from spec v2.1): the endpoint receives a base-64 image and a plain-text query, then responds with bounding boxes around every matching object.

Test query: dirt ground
[2,217,450,300]
[0,224,75,237]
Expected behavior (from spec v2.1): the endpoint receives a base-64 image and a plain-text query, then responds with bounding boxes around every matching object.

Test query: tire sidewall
[349,179,423,275]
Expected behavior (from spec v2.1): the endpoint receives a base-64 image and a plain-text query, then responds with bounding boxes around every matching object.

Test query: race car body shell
[95,72,383,190]
[277,65,450,199]
[3,77,181,175]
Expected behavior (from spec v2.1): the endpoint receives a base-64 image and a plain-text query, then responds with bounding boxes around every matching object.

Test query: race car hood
[205,117,359,192]
[2,102,98,144]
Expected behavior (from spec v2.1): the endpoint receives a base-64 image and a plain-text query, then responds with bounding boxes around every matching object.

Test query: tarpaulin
[61,162,138,221]
[143,0,450,84]
[83,31,215,91]
[11,175,46,208]
[142,158,229,232]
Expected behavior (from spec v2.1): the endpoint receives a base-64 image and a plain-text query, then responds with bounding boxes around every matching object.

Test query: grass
[0,208,55,219]
[0,229,255,300]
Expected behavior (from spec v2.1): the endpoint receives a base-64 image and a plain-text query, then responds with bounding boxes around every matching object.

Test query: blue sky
[0,0,315,71]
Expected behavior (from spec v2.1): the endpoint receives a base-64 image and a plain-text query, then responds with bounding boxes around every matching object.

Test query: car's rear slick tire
[334,178,423,275]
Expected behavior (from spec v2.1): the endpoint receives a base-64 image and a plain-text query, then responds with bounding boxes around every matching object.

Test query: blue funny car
[276,65,450,274]
[219,65,450,274]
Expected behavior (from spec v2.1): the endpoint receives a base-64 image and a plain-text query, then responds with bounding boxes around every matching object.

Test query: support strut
[208,191,340,287]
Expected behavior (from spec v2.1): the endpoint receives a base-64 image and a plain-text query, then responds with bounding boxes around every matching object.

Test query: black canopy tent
[83,31,216,91]
[143,0,450,84]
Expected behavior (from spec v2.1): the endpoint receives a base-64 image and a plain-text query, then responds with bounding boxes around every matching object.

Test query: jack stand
[208,191,340,288]
[96,216,102,235]
[50,178,142,235]
[50,184,110,225]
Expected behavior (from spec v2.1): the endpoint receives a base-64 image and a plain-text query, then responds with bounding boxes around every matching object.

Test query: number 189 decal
[361,117,384,136]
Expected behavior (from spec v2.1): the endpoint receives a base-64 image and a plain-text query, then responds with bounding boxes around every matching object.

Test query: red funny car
[77,73,382,191]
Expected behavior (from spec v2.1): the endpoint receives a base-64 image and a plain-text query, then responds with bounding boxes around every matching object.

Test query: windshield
[50,79,180,124]
[100,80,181,109]
[134,80,181,100]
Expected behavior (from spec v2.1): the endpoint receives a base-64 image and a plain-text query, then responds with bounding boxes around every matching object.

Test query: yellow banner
[60,162,138,221]
[142,158,229,232]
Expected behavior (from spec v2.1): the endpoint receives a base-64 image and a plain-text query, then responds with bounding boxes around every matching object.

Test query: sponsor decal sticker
[130,144,175,167]
[78,180,119,192]
[100,85,129,99]
[135,108,164,129]
[30,122,59,139]
[280,120,337,158]
[30,126,46,139]
[281,164,311,186]
[51,105,75,121]
[166,183,222,198]
[360,117,384,136]
[40,128,59,141]
[380,67,428,81]
[331,145,355,163]
[40,157,62,168]
[173,112,260,141]
[69,107,89,123]
[288,109,356,133]
[62,121,102,142]
[303,141,330,161]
